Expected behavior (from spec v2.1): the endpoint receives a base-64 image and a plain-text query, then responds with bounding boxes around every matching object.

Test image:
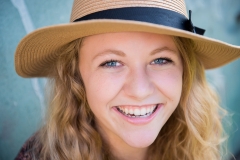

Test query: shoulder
[15,133,41,160]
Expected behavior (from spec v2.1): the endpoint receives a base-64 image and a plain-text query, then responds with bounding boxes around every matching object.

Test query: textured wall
[185,0,240,158]
[0,0,239,159]
[0,0,73,159]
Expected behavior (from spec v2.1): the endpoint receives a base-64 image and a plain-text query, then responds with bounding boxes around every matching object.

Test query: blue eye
[100,60,122,68]
[151,58,173,65]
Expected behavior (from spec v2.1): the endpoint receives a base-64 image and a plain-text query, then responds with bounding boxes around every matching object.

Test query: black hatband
[74,7,205,35]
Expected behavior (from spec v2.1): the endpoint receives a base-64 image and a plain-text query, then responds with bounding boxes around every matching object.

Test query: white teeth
[129,108,133,114]
[125,108,129,114]
[141,108,147,115]
[134,108,141,116]
[117,104,158,117]
[147,107,150,113]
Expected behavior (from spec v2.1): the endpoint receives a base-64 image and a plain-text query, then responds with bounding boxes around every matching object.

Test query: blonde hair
[32,37,227,160]
[148,38,227,159]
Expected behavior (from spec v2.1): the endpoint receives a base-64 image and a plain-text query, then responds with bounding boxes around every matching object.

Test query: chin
[122,129,159,148]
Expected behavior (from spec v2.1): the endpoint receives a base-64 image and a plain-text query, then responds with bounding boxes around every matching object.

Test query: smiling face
[79,32,183,158]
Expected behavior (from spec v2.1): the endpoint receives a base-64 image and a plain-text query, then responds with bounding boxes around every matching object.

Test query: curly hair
[32,36,227,160]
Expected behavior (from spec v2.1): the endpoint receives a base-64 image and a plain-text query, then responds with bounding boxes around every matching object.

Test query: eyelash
[99,57,173,68]
[150,57,173,65]
[100,59,122,68]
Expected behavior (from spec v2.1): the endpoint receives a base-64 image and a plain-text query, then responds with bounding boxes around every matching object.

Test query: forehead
[82,32,174,46]
[80,32,177,51]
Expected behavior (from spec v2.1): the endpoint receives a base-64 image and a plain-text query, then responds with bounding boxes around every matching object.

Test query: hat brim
[15,19,240,77]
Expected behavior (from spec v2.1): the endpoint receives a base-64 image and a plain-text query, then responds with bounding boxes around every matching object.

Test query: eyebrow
[93,49,126,60]
[93,47,177,60]
[150,47,177,55]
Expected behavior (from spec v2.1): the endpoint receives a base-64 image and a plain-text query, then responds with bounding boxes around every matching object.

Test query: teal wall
[0,0,73,159]
[185,0,240,157]
[0,0,239,159]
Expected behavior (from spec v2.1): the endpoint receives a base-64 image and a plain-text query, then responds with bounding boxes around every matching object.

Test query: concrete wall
[0,0,239,159]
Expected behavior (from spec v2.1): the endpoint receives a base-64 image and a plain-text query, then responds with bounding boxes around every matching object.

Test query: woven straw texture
[71,0,188,22]
[15,0,240,77]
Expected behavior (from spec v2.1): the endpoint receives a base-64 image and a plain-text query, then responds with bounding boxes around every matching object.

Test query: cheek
[152,68,182,102]
[83,72,125,108]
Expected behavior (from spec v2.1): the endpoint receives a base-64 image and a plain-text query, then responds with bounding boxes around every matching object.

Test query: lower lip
[113,104,162,125]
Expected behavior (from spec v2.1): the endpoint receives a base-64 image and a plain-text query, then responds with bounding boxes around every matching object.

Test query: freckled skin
[79,32,183,160]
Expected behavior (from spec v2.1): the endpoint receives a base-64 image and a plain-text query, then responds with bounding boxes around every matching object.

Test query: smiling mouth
[116,104,159,118]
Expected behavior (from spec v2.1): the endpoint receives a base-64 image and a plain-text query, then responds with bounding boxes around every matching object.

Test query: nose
[123,67,154,101]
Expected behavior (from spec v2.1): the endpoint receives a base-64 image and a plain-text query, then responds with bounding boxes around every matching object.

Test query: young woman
[15,0,240,160]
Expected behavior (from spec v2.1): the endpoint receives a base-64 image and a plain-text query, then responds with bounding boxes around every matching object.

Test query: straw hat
[15,0,240,77]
